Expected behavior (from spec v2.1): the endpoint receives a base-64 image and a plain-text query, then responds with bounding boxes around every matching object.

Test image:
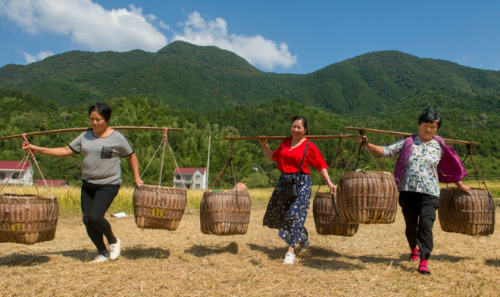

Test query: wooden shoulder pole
[222,134,359,141]
[345,127,479,146]
[0,126,183,141]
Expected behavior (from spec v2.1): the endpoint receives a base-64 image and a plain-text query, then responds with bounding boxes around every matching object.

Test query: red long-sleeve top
[272,139,328,174]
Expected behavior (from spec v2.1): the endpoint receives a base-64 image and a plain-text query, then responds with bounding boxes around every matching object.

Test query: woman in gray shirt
[22,103,144,263]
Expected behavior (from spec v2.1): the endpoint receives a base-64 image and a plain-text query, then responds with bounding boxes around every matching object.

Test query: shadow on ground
[121,246,171,260]
[485,259,500,267]
[247,244,415,271]
[56,249,95,261]
[432,254,472,263]
[0,248,95,266]
[185,242,238,257]
[247,243,285,260]
[0,254,52,267]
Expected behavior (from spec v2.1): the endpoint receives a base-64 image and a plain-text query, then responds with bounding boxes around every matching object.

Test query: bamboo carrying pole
[222,134,359,141]
[0,126,183,141]
[345,127,479,146]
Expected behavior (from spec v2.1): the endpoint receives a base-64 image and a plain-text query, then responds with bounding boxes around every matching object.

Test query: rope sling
[139,128,186,189]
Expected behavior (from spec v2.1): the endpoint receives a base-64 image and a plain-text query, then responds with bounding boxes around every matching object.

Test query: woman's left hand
[135,177,144,187]
[327,181,337,195]
[457,183,472,196]
[455,181,472,195]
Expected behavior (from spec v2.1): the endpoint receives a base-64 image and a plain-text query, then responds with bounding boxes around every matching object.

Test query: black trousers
[81,181,120,255]
[399,191,440,260]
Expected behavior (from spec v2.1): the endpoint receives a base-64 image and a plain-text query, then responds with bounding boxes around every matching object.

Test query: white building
[173,168,207,190]
[0,161,33,186]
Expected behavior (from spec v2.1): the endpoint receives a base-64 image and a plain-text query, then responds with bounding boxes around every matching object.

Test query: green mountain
[1,41,499,115]
[0,42,298,111]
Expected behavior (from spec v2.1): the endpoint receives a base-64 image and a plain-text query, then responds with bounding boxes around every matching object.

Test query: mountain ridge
[1,41,499,114]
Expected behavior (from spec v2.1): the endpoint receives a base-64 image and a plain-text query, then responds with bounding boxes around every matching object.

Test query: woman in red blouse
[260,115,336,264]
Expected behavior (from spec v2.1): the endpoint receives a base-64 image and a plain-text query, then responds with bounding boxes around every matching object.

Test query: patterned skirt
[263,172,312,248]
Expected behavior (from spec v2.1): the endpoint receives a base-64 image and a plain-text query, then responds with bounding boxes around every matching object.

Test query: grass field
[0,183,499,296]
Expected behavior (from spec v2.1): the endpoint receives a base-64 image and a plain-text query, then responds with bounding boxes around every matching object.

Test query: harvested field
[0,185,499,296]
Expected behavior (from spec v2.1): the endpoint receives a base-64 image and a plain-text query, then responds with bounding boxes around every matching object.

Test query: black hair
[88,103,112,122]
[418,108,441,130]
[291,115,308,135]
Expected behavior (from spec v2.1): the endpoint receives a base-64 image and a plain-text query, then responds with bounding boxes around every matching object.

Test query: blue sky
[1,0,499,74]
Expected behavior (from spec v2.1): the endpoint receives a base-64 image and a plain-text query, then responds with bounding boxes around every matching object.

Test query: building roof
[34,180,69,187]
[0,161,31,170]
[173,168,206,174]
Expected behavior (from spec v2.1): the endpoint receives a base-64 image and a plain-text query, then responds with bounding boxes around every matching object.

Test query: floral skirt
[263,172,312,248]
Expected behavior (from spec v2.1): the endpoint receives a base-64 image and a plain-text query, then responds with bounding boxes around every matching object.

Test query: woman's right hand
[259,135,268,146]
[22,141,40,154]
[358,135,368,146]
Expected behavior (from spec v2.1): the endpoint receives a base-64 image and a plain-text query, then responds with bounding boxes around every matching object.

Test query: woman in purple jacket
[358,108,471,275]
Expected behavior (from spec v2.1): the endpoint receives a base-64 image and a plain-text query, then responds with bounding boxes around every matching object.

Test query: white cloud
[22,52,37,64]
[1,3,296,70]
[172,12,297,70]
[22,50,54,64]
[0,0,167,52]
[159,21,170,30]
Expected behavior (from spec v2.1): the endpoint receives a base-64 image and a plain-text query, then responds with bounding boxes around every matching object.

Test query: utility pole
[205,130,211,190]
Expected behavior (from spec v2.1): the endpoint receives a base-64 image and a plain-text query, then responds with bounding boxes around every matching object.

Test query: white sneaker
[283,252,295,264]
[90,255,109,263]
[109,238,121,260]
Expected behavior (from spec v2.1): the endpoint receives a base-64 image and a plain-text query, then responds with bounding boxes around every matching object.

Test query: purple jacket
[393,135,468,185]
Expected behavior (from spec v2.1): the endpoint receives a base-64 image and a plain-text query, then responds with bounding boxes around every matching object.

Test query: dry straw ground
[1,183,499,296]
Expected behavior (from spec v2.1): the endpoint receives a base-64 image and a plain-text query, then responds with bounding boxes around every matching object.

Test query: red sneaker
[418,258,431,275]
[409,248,419,262]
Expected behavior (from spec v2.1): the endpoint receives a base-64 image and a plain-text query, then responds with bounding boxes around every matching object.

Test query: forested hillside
[0,42,298,112]
[1,89,499,188]
[1,42,500,116]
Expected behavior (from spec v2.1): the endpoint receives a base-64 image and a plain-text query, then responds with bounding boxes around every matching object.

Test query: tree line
[1,89,499,189]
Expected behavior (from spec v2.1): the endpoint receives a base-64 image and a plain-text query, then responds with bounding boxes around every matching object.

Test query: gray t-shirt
[69,130,134,185]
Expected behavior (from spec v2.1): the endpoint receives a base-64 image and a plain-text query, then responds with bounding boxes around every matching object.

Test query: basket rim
[136,184,186,190]
[0,193,56,200]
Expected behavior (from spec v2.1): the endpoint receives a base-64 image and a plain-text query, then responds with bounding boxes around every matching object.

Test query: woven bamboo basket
[0,193,59,245]
[200,190,251,235]
[439,187,495,236]
[133,185,187,230]
[337,170,398,224]
[313,191,359,236]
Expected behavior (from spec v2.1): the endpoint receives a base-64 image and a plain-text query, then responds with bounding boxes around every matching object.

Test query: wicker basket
[439,187,495,236]
[133,185,187,230]
[337,171,398,224]
[0,193,59,245]
[313,191,359,236]
[200,190,251,235]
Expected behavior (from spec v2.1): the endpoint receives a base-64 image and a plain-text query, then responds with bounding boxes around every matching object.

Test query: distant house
[173,168,207,190]
[0,161,33,186]
[34,180,69,187]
